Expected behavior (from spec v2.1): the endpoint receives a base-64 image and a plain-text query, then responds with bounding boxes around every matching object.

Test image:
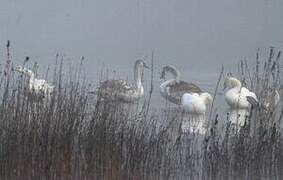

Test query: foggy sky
[0,0,283,82]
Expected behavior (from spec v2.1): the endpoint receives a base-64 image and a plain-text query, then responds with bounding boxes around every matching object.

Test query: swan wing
[225,87,256,109]
[31,79,47,91]
[239,87,259,107]
[166,81,202,104]
[35,79,47,85]
[169,81,202,94]
[181,93,206,114]
[96,79,136,98]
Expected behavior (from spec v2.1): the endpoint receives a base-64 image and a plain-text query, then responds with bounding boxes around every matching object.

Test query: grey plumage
[164,80,202,104]
[160,65,202,105]
[89,60,148,103]
[246,96,259,107]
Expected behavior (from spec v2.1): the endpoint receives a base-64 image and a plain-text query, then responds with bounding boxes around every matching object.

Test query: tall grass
[0,44,282,179]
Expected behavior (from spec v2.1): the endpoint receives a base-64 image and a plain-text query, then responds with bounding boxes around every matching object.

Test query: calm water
[0,0,282,116]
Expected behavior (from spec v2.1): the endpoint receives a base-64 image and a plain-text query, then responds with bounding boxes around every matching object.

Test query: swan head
[14,65,36,79]
[160,65,180,83]
[135,59,149,69]
[14,65,27,73]
[223,76,241,90]
[200,92,213,105]
[134,59,149,83]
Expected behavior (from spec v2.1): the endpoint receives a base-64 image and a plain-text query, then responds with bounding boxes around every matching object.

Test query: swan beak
[144,64,150,69]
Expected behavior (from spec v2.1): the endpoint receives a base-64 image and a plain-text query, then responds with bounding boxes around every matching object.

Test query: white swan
[90,59,149,103]
[181,93,213,114]
[223,76,258,127]
[160,65,202,105]
[15,65,54,100]
[181,92,213,134]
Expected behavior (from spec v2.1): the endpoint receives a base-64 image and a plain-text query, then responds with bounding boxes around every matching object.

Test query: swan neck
[134,64,143,89]
[27,71,35,83]
[173,69,180,82]
[162,66,180,82]
[227,77,241,88]
[160,79,176,94]
[20,68,35,83]
[234,80,241,87]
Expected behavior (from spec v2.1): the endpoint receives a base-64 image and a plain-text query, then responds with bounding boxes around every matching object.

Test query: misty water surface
[0,0,283,114]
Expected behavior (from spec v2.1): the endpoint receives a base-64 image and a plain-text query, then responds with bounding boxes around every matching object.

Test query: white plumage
[224,76,258,127]
[159,65,212,134]
[181,93,212,114]
[181,92,213,135]
[15,65,54,100]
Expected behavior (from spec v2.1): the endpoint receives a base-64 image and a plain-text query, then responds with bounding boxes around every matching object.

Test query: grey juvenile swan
[90,59,149,103]
[159,65,202,105]
[160,65,212,134]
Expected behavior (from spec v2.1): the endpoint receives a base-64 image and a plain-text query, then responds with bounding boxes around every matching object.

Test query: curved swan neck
[160,79,175,93]
[225,77,242,89]
[161,65,180,83]
[16,66,35,82]
[134,62,143,89]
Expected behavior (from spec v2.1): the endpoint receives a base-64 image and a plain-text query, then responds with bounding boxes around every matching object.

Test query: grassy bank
[0,45,282,179]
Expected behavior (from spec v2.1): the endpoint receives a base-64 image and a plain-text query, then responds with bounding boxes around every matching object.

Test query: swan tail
[246,96,269,111]
[246,96,259,107]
